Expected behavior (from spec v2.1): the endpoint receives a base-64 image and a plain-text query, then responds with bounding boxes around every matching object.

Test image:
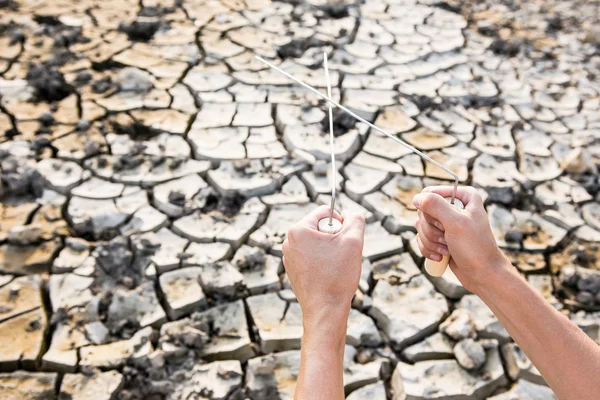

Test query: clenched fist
[282,206,366,323]
[413,186,510,295]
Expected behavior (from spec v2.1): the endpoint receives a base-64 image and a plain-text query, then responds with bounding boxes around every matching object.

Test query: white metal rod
[324,53,336,226]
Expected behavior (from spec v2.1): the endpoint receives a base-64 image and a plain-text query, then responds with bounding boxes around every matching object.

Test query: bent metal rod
[254,55,459,205]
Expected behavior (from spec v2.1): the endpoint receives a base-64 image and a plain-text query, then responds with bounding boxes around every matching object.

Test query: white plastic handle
[424,198,464,277]
[318,217,342,234]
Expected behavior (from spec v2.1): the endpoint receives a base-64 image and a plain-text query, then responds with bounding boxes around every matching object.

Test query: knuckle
[353,214,366,225]
[420,194,437,211]
[344,235,363,249]
[317,205,330,213]
[287,225,301,241]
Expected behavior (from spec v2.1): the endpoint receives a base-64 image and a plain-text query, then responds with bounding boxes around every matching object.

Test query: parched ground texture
[0,0,599,399]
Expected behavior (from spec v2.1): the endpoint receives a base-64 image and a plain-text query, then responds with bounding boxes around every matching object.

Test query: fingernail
[430,253,442,262]
[413,194,422,208]
[439,236,447,245]
[438,246,449,256]
[435,222,445,232]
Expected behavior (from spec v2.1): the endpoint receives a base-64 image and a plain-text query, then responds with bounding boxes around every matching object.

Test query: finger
[299,205,343,230]
[417,216,447,246]
[340,211,366,242]
[417,235,442,262]
[422,185,483,209]
[282,238,289,254]
[413,192,462,229]
[417,226,449,256]
[418,209,445,232]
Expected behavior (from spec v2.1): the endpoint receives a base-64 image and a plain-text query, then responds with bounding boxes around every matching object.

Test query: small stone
[454,338,486,371]
[84,321,110,345]
[439,309,477,341]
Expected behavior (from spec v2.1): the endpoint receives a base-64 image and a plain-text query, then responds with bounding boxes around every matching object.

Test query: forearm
[295,308,349,400]
[479,264,600,400]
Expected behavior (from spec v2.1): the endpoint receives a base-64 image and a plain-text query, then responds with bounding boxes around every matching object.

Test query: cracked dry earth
[0,0,599,398]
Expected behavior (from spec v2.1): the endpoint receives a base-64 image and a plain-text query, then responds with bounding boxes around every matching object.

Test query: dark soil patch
[196,187,247,218]
[320,107,359,137]
[26,63,72,102]
[119,18,163,41]
[319,3,351,19]
[277,37,327,59]
[489,38,523,57]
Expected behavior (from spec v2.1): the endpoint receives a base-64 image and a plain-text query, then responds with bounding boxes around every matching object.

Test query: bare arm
[414,186,600,400]
[481,260,600,399]
[282,206,366,400]
[296,308,348,400]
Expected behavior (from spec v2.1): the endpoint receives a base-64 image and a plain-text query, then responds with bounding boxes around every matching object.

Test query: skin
[413,186,600,400]
[282,205,366,400]
[283,187,600,400]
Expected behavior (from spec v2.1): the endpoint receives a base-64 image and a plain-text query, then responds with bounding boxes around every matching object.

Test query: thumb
[413,192,461,229]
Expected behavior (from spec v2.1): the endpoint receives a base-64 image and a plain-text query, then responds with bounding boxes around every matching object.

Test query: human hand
[413,186,511,295]
[282,206,366,324]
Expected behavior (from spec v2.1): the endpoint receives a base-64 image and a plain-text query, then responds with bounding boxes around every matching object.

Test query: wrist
[302,303,350,341]
[474,257,521,301]
[471,254,517,297]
